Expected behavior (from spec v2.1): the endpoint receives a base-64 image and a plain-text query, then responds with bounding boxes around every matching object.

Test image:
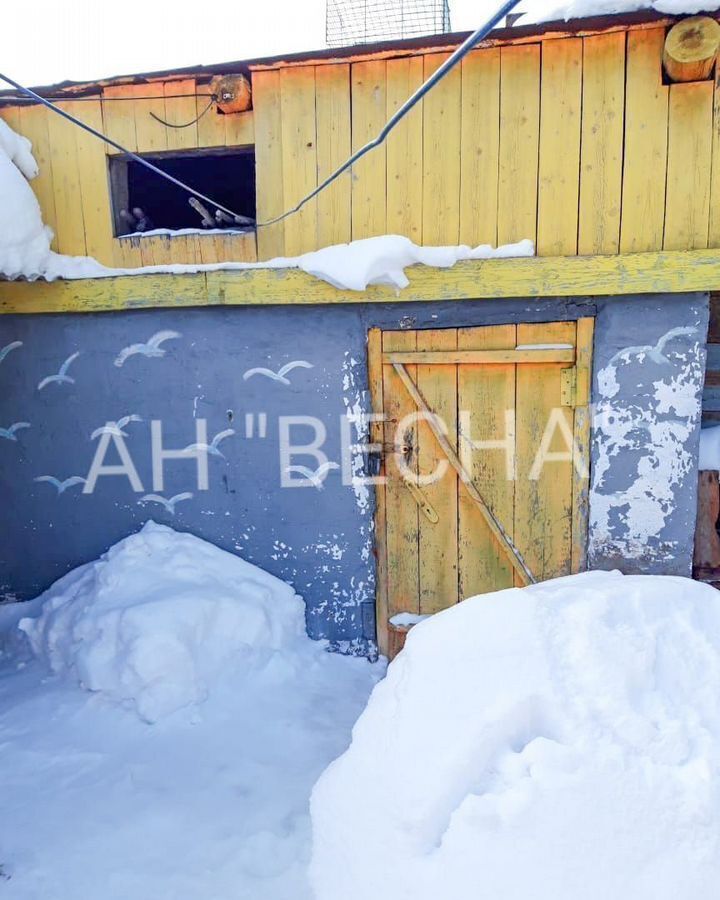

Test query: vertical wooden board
[315,64,352,248]
[709,66,720,246]
[139,234,173,266]
[382,330,419,619]
[195,88,225,147]
[351,60,387,239]
[415,328,459,613]
[578,32,625,256]
[459,48,500,247]
[514,321,576,583]
[224,110,255,148]
[457,324,516,599]
[385,56,424,242]
[253,70,285,259]
[114,236,143,268]
[367,328,389,656]
[45,103,87,255]
[537,38,582,257]
[163,79,199,151]
[101,85,139,152]
[665,82,714,251]
[16,103,59,249]
[498,44,540,247]
[133,89,170,154]
[0,105,21,132]
[422,53,462,246]
[571,316,594,573]
[279,67,318,256]
[70,99,115,265]
[620,28,669,253]
[223,231,258,263]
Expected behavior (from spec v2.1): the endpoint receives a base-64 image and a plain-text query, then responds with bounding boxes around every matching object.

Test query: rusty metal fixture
[209,74,252,113]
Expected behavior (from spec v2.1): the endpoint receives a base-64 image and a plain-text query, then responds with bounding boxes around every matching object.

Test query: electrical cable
[0,71,246,222]
[1,93,211,102]
[149,97,215,128]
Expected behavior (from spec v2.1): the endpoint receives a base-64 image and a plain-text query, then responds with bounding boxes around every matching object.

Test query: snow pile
[699,424,720,469]
[311,571,720,900]
[0,118,53,280]
[519,0,720,24]
[18,521,307,722]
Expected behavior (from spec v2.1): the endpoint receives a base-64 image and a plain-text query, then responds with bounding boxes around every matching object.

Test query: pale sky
[1,0,520,89]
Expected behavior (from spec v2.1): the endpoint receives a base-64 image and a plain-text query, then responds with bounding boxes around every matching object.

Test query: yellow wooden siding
[422,53,461,245]
[665,81,714,250]
[497,43,541,247]
[537,38,582,256]
[578,31,625,255]
[620,28,669,253]
[3,20,720,267]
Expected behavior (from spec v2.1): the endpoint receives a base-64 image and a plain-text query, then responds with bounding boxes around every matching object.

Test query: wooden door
[368,318,594,656]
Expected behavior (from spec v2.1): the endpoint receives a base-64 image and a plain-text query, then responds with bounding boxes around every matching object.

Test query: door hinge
[560,367,577,407]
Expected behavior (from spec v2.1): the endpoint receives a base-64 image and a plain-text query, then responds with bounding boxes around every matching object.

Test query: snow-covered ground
[0,523,382,899]
[312,571,720,900]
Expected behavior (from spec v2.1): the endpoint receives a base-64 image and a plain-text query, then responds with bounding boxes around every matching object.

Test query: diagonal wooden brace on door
[391,361,537,586]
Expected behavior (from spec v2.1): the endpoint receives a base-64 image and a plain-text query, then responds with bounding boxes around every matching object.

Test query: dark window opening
[109,148,255,236]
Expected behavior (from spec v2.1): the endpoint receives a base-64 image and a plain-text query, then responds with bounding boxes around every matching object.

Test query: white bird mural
[34,475,87,494]
[114,331,181,367]
[37,352,80,391]
[0,341,22,365]
[0,422,30,441]
[90,414,142,440]
[138,492,193,515]
[607,326,697,368]
[284,461,339,489]
[183,428,235,458]
[242,360,313,386]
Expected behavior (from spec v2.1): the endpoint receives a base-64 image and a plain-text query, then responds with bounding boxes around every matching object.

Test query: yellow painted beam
[1,249,719,314]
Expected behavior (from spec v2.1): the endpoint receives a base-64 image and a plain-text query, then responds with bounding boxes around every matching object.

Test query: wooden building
[1,10,719,656]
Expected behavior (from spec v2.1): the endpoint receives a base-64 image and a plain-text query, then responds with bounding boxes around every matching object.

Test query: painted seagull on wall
[90,415,143,440]
[0,422,30,441]
[284,461,340,489]
[34,475,87,494]
[114,331,181,367]
[183,428,235,458]
[0,341,22,365]
[138,492,193,515]
[242,360,313,386]
[37,352,80,390]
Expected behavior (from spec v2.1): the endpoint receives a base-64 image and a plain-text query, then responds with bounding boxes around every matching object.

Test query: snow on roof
[519,0,720,25]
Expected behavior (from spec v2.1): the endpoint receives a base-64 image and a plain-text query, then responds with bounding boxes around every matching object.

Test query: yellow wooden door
[368,318,594,656]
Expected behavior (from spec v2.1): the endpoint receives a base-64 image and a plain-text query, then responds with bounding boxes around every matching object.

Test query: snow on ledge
[38,235,536,293]
[517,0,720,26]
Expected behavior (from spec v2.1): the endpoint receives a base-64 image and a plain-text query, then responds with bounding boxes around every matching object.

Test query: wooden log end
[210,75,252,114]
[663,16,720,83]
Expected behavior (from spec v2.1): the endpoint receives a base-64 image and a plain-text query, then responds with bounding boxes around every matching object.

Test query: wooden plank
[45,102,87,256]
[459,48,501,247]
[101,85,139,152]
[315,64,352,248]
[458,324,516,598]
[498,43,541,246]
[382,330,420,620]
[5,249,720,314]
[133,88,169,154]
[279,66,318,256]
[620,28,669,253]
[163,79,199,151]
[571,316,594,572]
[15,103,59,250]
[422,53,462,246]
[367,328,389,656]
[70,99,115,265]
[416,328,459,613]
[578,31,625,256]
[386,56,424,243]
[386,349,575,364]
[514,321,576,583]
[709,65,720,247]
[351,60,387,239]
[253,70,285,259]
[224,110,255,148]
[665,81,714,251]
[537,37,582,256]
[0,105,21,132]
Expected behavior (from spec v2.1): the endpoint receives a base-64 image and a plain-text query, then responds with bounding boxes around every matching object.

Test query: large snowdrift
[311,571,720,900]
[19,521,307,722]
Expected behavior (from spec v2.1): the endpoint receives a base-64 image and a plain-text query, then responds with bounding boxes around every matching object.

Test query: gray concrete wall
[0,292,707,651]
